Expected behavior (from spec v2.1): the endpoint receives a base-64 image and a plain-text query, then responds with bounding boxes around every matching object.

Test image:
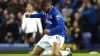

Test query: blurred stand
[0,44,29,54]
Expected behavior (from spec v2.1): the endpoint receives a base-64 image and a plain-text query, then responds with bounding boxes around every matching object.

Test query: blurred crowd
[0,0,100,51]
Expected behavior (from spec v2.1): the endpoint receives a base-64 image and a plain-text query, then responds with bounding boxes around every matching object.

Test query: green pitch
[0,53,100,56]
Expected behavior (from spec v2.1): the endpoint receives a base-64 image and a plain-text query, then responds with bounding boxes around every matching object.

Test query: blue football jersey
[30,6,66,37]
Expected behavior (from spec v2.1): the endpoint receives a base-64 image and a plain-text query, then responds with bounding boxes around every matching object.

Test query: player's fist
[40,33,43,37]
[44,29,50,34]
[25,12,30,18]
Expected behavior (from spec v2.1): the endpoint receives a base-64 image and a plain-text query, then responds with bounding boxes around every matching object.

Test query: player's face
[26,4,33,12]
[42,6,49,12]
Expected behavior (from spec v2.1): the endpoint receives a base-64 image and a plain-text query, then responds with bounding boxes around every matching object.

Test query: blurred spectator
[34,0,43,12]
[0,13,5,43]
[0,9,10,43]
[61,29,77,51]
[17,12,22,28]
[61,4,73,24]
[78,1,98,50]
[2,9,10,22]
[5,13,19,43]
[97,0,100,6]
[19,0,25,5]
[27,0,34,4]
[4,32,13,43]
[0,0,8,10]
[82,32,92,49]
[16,12,24,43]
[96,0,100,43]
[65,0,78,10]
[0,8,3,18]
[73,12,80,38]
[72,12,81,49]
[59,0,65,8]
[7,0,24,16]
[51,0,58,6]
[55,3,61,11]
[22,3,43,51]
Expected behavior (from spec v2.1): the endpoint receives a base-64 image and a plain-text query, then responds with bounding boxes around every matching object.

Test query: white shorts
[37,34,65,51]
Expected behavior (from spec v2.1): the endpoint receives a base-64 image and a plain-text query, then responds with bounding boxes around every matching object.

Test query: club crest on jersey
[56,14,62,20]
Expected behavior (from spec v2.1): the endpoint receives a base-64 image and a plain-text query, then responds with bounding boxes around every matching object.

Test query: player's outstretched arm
[25,12,45,18]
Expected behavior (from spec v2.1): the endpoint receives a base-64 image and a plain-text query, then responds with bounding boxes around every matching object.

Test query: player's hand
[25,12,30,18]
[44,29,50,34]
[40,33,43,37]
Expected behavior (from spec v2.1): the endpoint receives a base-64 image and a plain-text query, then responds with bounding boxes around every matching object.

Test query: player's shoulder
[31,11,38,14]
[51,6,62,17]
[52,6,61,15]
[24,11,38,15]
[52,7,64,21]
[23,12,29,18]
[24,12,31,16]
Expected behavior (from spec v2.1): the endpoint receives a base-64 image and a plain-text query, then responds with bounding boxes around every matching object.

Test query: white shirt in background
[22,11,43,34]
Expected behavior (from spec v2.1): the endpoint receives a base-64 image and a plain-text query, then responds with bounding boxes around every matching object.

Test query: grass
[73,53,100,56]
[0,54,30,56]
[0,53,100,56]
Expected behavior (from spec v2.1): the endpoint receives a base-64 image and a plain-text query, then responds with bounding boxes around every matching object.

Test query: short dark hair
[41,0,52,7]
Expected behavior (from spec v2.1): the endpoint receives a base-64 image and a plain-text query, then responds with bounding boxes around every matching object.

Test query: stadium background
[0,0,100,54]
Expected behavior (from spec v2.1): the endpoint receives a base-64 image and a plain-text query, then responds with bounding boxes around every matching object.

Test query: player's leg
[31,45,45,56]
[50,35,65,56]
[42,50,70,56]
[28,33,37,53]
[32,33,36,42]
[25,33,35,51]
[41,35,72,56]
[51,42,62,56]
[32,33,37,47]
[31,34,49,56]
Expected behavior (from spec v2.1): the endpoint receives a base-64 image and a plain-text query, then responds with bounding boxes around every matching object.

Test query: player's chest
[45,13,52,20]
[45,14,55,25]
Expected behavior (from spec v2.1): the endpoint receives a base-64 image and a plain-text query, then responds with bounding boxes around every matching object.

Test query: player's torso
[24,11,39,33]
[43,7,66,37]
[45,13,57,29]
[44,7,58,29]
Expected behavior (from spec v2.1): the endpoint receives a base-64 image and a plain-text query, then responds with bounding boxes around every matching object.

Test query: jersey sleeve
[30,12,45,19]
[50,12,65,34]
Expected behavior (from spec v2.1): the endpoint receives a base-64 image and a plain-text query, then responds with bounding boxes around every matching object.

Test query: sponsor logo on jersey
[45,19,52,24]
